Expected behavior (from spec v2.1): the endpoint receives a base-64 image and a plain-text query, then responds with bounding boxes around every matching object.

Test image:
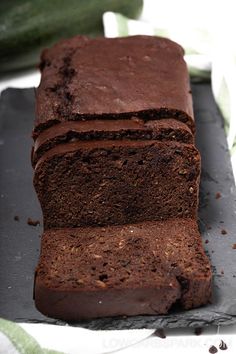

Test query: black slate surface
[0,84,236,329]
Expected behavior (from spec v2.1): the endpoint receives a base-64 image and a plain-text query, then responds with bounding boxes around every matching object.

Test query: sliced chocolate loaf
[33,35,198,229]
[33,35,212,320]
[32,119,193,166]
[34,219,212,320]
[34,140,200,229]
[34,35,194,138]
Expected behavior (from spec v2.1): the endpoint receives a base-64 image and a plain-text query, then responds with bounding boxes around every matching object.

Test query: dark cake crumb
[219,340,228,350]
[232,244,236,249]
[27,218,40,226]
[194,327,202,335]
[221,229,227,235]
[205,239,209,244]
[220,269,224,275]
[215,192,221,199]
[14,215,19,221]
[209,345,218,353]
[153,329,166,338]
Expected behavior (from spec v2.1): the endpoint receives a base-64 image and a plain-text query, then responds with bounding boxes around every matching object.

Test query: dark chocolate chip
[219,340,228,350]
[209,345,218,353]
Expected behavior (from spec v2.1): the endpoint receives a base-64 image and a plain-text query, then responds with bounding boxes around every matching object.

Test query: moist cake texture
[33,35,200,229]
[34,140,200,229]
[32,119,193,166]
[33,35,212,320]
[34,219,212,320]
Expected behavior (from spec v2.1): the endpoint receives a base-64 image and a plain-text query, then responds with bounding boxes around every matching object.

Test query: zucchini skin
[0,0,143,72]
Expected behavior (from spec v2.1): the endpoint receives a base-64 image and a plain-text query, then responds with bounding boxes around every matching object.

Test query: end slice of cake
[34,218,212,320]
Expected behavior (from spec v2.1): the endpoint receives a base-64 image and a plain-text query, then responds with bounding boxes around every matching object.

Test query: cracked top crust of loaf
[34,35,194,137]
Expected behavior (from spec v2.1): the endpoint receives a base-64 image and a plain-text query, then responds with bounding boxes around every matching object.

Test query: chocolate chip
[221,229,227,235]
[209,345,218,353]
[219,340,227,350]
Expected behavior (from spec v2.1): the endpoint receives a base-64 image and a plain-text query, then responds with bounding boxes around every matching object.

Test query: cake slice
[34,218,212,320]
[33,139,200,229]
[32,118,193,166]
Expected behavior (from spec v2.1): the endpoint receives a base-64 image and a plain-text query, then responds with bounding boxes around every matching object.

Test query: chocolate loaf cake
[33,35,199,229]
[33,35,212,320]
[34,219,212,320]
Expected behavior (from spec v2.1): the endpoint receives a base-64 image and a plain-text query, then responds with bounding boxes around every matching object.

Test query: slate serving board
[0,83,236,329]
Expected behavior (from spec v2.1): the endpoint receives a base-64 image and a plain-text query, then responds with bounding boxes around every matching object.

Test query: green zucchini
[0,0,143,73]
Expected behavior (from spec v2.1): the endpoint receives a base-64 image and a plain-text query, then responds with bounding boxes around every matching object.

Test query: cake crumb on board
[153,328,166,338]
[27,218,40,226]
[215,192,221,199]
[194,327,202,335]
